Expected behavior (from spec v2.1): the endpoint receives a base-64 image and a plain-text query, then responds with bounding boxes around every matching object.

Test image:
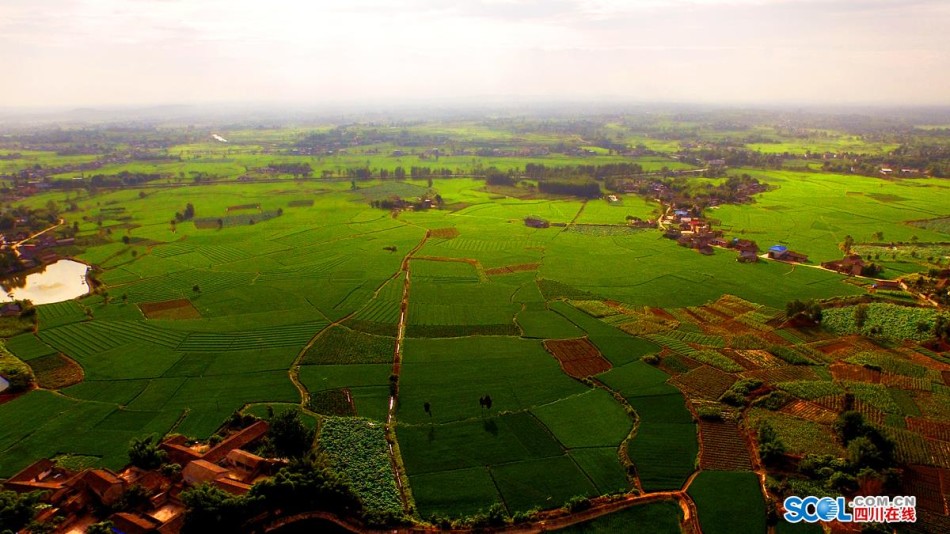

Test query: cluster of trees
[767,409,900,503]
[538,180,601,198]
[174,203,196,222]
[523,162,644,180]
[266,163,312,178]
[0,489,44,533]
[786,299,823,324]
[88,171,163,188]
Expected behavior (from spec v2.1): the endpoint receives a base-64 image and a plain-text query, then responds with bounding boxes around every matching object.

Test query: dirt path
[386,229,430,513]
[9,218,64,254]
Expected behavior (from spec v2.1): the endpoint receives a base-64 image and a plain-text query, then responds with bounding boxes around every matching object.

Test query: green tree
[128,434,168,469]
[267,410,315,459]
[0,490,42,532]
[757,421,786,465]
[180,483,253,533]
[853,304,869,329]
[840,235,854,253]
[848,436,885,469]
[833,411,866,444]
[87,521,115,534]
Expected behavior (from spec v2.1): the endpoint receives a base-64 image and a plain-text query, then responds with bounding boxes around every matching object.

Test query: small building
[822,255,865,276]
[872,280,902,290]
[110,512,161,534]
[731,238,759,253]
[767,245,808,263]
[524,216,550,229]
[0,303,22,317]
[737,249,759,263]
[182,460,230,487]
[81,469,126,507]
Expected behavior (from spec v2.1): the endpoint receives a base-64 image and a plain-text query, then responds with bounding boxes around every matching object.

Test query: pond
[0,260,91,305]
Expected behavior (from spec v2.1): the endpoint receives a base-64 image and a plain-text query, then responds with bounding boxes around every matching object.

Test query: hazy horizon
[4,0,950,109]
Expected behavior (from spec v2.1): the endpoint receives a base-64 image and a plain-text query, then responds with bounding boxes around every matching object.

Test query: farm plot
[176,321,325,351]
[27,354,83,389]
[491,455,598,513]
[661,329,726,348]
[300,326,394,365]
[698,420,753,471]
[36,300,86,329]
[398,337,586,425]
[484,263,539,276]
[906,417,950,442]
[39,322,187,366]
[900,465,949,515]
[411,258,481,283]
[779,399,838,425]
[746,408,843,456]
[307,388,356,416]
[882,427,950,468]
[396,412,564,476]
[138,298,201,320]
[625,387,697,491]
[568,447,630,495]
[542,338,612,378]
[3,333,58,361]
[319,417,402,518]
[409,468,502,518]
[551,302,660,366]
[688,471,766,534]
[598,360,679,398]
[670,365,737,400]
[741,365,821,385]
[517,307,584,339]
[531,389,631,448]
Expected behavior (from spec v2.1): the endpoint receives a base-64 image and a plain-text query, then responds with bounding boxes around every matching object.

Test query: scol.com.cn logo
[784,495,917,524]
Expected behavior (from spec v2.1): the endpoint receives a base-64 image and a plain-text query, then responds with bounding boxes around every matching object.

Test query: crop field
[688,471,766,534]
[2,118,950,532]
[698,420,753,471]
[542,338,612,378]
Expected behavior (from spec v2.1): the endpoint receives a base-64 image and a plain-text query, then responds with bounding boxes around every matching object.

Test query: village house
[767,245,809,263]
[821,254,866,276]
[872,280,902,290]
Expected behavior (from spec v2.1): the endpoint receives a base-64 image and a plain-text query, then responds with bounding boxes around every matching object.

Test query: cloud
[1,0,948,107]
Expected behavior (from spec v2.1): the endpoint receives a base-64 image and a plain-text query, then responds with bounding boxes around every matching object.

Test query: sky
[2,0,949,108]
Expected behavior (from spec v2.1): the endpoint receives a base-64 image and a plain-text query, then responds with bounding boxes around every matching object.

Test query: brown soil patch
[139,299,201,320]
[485,263,541,276]
[881,373,932,391]
[226,203,260,212]
[698,420,753,470]
[543,338,612,378]
[735,350,784,369]
[830,362,881,383]
[815,339,854,355]
[901,465,949,515]
[28,354,84,389]
[671,365,736,400]
[648,307,677,321]
[428,227,460,239]
[780,399,838,425]
[907,418,950,442]
[814,395,888,426]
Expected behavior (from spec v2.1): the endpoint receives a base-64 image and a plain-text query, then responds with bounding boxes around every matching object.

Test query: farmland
[0,111,949,532]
